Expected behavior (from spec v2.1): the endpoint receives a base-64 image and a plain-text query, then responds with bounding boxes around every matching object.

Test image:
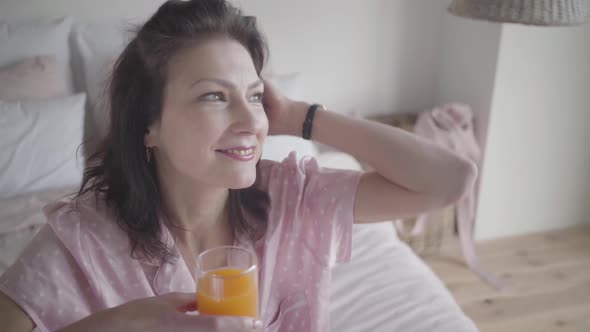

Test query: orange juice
[197,268,258,318]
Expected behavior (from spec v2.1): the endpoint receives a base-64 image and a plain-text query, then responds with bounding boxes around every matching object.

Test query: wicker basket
[367,112,458,255]
[396,208,457,256]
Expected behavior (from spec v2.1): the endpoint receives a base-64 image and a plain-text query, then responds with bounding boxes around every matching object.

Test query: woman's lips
[216,147,256,161]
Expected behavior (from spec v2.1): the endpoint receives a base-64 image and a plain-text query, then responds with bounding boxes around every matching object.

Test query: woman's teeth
[225,148,254,155]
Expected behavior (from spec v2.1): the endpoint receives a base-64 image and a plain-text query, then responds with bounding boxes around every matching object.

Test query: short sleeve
[0,206,95,332]
[258,152,362,268]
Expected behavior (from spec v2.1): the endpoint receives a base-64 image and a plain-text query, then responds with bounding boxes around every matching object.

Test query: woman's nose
[230,98,266,135]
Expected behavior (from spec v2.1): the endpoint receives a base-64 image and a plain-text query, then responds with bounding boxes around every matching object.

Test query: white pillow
[72,22,129,141]
[261,135,318,161]
[0,17,74,93]
[0,94,86,199]
[262,73,318,161]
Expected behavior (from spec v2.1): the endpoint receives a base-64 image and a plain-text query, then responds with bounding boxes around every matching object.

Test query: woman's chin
[226,175,257,190]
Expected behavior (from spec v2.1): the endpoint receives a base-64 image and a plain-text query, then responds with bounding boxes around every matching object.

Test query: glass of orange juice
[195,246,258,319]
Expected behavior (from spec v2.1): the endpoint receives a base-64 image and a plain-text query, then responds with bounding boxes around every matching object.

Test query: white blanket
[330,222,478,332]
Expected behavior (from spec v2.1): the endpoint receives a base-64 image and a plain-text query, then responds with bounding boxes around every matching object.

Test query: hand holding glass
[195,246,259,319]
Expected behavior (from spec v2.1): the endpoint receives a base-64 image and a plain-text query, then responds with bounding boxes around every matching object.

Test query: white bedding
[330,222,478,332]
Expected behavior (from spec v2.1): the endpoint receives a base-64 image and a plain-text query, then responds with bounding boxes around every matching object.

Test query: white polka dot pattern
[255,152,361,331]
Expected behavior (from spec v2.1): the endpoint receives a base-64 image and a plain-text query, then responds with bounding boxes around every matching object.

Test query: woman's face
[146,38,268,189]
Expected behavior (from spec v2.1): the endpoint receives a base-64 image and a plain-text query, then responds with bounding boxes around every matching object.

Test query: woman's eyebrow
[191,78,263,90]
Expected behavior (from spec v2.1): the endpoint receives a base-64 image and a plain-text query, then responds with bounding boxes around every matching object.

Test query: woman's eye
[249,92,264,103]
[200,92,225,102]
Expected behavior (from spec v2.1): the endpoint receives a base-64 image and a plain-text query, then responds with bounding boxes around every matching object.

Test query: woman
[0,0,477,331]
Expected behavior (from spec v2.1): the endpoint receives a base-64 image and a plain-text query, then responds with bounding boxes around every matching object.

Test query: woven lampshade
[448,0,589,26]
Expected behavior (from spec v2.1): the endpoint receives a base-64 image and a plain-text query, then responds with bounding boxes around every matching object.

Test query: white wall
[0,0,163,23]
[432,2,590,239]
[434,11,502,154]
[435,2,590,239]
[0,0,448,115]
[433,9,504,241]
[475,22,590,239]
[237,0,449,114]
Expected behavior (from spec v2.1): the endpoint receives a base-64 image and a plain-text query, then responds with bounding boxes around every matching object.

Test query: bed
[331,222,477,331]
[0,17,477,332]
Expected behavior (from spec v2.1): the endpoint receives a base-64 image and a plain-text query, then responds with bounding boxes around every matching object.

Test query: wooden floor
[423,225,590,332]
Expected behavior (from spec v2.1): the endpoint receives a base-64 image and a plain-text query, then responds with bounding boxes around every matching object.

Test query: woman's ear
[144,124,159,148]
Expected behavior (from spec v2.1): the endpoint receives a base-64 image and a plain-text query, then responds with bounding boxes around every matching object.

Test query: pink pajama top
[0,152,362,331]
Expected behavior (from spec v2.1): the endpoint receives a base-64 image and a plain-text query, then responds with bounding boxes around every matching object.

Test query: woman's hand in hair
[58,292,261,332]
[262,79,309,137]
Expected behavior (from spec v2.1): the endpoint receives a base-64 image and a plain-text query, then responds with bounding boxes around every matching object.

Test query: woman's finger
[178,301,198,312]
[262,79,280,102]
[160,292,198,311]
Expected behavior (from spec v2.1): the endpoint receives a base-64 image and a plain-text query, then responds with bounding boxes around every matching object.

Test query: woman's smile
[215,146,256,161]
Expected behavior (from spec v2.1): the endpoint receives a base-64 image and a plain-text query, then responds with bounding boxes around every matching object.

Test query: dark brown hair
[79,0,270,264]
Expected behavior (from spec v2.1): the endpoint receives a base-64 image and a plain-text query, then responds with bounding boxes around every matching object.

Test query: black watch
[302,104,325,140]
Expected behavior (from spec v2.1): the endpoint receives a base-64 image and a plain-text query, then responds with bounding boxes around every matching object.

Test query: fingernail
[185,302,197,311]
[244,318,263,329]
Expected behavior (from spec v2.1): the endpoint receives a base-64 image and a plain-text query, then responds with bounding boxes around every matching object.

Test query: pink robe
[0,152,362,331]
